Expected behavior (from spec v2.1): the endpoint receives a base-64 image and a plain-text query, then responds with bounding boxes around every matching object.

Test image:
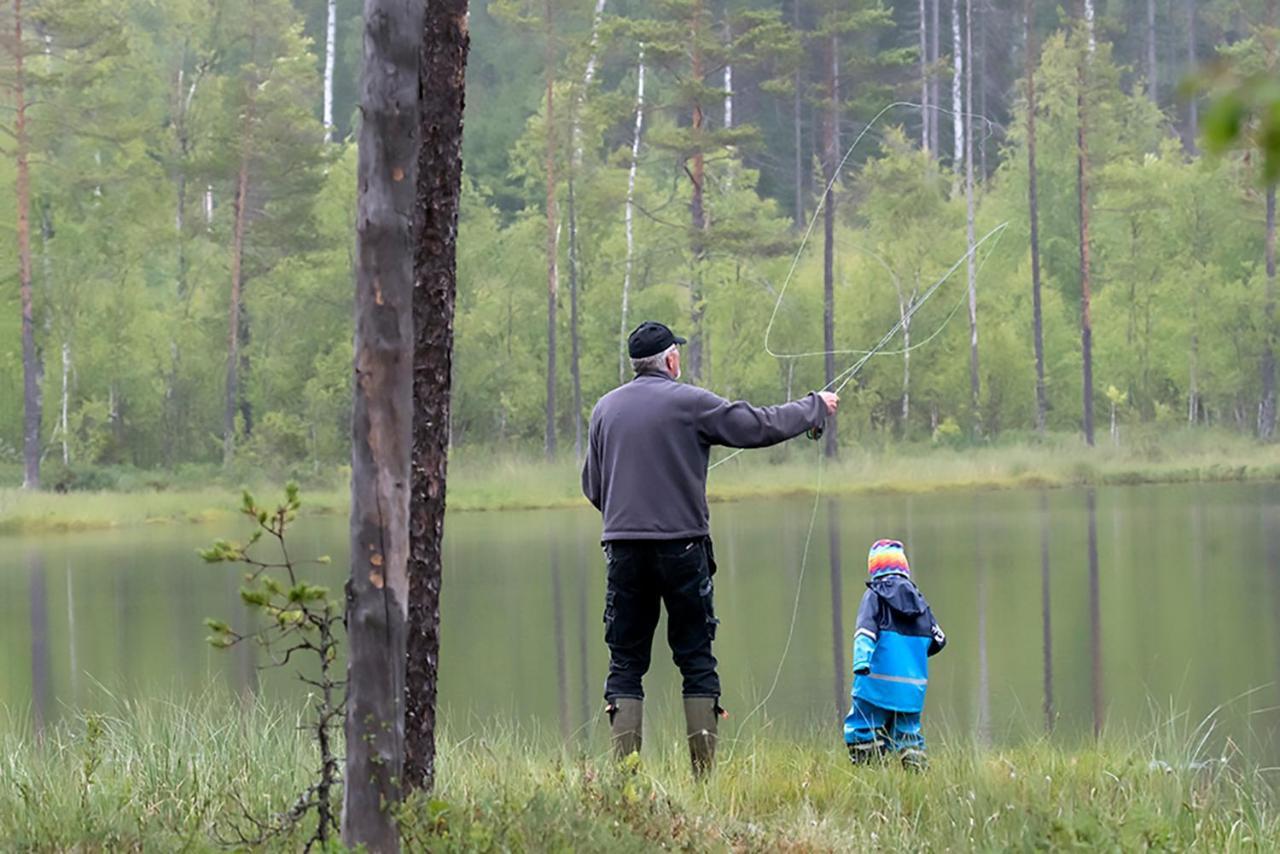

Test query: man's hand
[818,391,840,415]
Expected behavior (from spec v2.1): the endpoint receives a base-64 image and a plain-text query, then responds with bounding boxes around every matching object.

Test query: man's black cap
[628,321,687,359]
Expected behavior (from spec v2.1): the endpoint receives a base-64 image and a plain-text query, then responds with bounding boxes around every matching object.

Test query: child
[844,539,946,770]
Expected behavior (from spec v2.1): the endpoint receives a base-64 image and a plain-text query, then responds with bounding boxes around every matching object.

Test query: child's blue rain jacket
[851,572,946,713]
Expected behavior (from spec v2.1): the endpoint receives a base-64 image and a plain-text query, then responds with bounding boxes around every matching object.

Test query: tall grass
[2,695,1277,851]
[5,427,1280,534]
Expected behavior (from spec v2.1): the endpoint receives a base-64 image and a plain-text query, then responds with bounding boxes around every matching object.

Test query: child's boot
[607,698,643,760]
[899,748,928,772]
[846,740,884,766]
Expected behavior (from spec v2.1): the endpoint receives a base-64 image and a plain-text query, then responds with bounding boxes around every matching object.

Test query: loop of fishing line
[719,102,1010,745]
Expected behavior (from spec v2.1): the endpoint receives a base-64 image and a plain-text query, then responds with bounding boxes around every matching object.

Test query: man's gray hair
[631,343,677,375]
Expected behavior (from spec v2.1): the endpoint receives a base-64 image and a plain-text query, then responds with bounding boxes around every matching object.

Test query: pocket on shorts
[699,576,719,641]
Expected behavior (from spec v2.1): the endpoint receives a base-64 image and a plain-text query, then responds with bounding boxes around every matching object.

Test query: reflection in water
[29,554,49,736]
[576,540,591,730]
[226,564,257,698]
[1039,492,1054,733]
[1087,488,1103,738]
[975,537,991,746]
[66,562,79,707]
[827,500,844,718]
[550,542,570,739]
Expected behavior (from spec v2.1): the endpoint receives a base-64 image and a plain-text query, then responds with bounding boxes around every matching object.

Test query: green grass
[2,696,1277,851]
[5,428,1280,534]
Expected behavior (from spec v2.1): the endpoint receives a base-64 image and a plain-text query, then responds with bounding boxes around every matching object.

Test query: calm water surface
[4,481,1280,758]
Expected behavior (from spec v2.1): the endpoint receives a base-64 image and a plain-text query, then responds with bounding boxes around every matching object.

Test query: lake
[3,481,1279,760]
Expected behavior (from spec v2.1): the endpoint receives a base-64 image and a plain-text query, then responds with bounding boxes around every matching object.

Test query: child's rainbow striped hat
[867,539,910,577]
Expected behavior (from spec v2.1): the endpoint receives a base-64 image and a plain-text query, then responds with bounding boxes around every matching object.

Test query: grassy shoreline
[2,697,1276,851]
[4,429,1280,534]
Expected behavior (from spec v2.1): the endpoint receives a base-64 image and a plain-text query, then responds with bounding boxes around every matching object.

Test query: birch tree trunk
[324,0,337,141]
[1083,0,1096,54]
[951,0,962,173]
[544,0,559,460]
[964,0,980,430]
[223,98,254,467]
[930,0,940,155]
[16,0,40,490]
[619,45,646,381]
[60,341,69,465]
[406,0,469,794]
[343,0,421,846]
[1026,0,1048,433]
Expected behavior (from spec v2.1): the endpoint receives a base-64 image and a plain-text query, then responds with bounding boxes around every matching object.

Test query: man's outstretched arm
[695,390,838,449]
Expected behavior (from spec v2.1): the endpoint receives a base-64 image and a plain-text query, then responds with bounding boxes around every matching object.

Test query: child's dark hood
[867,573,926,616]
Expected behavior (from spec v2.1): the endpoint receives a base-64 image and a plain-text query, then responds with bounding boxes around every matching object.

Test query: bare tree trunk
[1184,0,1197,152]
[920,0,930,152]
[343,0,421,845]
[1083,0,1096,54]
[689,0,707,383]
[951,0,962,174]
[723,11,732,129]
[1077,14,1096,447]
[223,99,253,467]
[822,30,839,458]
[978,0,988,181]
[406,0,468,795]
[792,0,805,227]
[930,0,941,154]
[16,0,39,490]
[1026,0,1048,434]
[620,45,646,382]
[898,286,914,425]
[60,341,69,465]
[544,0,559,460]
[567,0,606,459]
[965,0,979,431]
[1262,185,1277,439]
[1146,0,1158,105]
[324,0,337,141]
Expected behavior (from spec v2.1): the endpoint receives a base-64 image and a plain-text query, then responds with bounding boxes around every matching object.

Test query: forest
[2,0,1278,488]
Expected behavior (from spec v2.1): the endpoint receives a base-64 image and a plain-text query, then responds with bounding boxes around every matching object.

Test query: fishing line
[718,101,1009,744]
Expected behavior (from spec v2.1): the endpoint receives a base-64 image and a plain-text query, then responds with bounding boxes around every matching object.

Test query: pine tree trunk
[343,0,421,845]
[324,0,336,141]
[1184,0,1197,152]
[405,0,468,795]
[1026,0,1048,434]
[223,100,253,467]
[566,0,605,459]
[920,0,930,152]
[951,0,962,173]
[544,0,559,460]
[792,0,805,227]
[965,0,980,431]
[1077,18,1095,447]
[620,46,646,382]
[1262,185,1277,439]
[689,0,707,383]
[1146,0,1158,105]
[16,0,40,490]
[822,31,839,458]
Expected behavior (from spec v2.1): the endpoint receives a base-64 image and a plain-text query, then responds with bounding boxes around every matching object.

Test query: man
[582,320,839,776]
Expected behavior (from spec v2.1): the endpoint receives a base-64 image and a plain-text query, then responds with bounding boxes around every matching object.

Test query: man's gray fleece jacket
[582,370,827,541]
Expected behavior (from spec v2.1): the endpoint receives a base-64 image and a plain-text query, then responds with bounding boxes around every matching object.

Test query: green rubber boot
[608,698,643,760]
[684,697,719,779]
